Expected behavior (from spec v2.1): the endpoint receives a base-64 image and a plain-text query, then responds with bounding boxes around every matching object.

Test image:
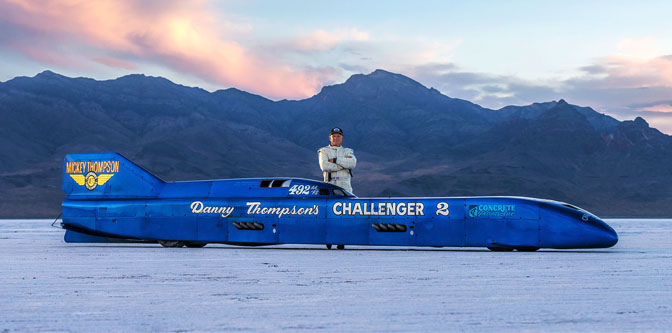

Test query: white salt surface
[0,219,670,332]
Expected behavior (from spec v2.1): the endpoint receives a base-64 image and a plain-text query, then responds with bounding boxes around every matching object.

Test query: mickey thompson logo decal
[66,160,119,191]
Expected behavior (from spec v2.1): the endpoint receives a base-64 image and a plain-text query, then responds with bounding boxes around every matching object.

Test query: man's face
[330,133,343,146]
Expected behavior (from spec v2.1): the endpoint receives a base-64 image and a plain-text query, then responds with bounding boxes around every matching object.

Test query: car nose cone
[604,225,618,248]
[592,218,619,248]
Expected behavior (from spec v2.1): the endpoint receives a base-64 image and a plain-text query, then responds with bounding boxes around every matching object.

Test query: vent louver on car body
[371,223,407,232]
[233,222,264,230]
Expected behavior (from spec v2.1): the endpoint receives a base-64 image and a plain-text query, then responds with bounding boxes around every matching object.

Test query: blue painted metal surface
[61,153,618,250]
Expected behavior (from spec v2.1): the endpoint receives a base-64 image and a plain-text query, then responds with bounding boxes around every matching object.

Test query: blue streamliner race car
[60,153,618,251]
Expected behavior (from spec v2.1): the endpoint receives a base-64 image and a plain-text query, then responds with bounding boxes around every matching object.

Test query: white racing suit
[318,145,357,193]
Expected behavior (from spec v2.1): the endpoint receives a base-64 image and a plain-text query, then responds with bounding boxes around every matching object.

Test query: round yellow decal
[84,171,98,191]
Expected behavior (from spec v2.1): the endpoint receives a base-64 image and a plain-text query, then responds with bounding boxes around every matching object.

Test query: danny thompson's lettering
[190,201,234,218]
[246,202,319,218]
[332,202,425,216]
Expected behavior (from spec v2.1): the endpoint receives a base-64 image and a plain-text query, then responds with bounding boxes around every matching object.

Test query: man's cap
[330,127,344,135]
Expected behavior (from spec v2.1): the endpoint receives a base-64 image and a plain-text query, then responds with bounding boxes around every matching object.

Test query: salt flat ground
[0,219,670,332]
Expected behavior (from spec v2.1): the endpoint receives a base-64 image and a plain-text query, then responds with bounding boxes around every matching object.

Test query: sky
[1,0,672,132]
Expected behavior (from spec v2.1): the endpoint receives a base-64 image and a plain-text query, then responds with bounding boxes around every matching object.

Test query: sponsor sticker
[468,204,516,218]
[66,160,119,191]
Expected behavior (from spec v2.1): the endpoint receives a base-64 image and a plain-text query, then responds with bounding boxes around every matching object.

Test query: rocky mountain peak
[318,69,431,99]
[633,116,650,128]
[35,70,60,78]
[32,70,69,82]
[540,98,585,121]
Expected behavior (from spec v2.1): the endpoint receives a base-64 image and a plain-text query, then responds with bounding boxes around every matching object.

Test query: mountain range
[1,69,671,218]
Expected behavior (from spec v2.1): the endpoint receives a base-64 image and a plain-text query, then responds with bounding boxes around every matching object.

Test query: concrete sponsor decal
[468,204,516,218]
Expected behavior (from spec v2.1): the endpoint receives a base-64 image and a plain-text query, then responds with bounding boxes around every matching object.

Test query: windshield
[333,188,355,197]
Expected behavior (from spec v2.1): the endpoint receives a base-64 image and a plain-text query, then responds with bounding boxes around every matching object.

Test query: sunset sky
[1,0,672,132]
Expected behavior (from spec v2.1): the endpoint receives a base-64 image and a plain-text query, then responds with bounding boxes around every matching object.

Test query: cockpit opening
[272,179,290,187]
[259,179,291,188]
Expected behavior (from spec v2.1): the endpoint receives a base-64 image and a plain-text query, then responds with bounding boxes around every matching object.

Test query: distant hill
[1,69,671,218]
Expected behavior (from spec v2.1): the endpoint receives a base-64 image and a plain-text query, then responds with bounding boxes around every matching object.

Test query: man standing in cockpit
[318,127,357,193]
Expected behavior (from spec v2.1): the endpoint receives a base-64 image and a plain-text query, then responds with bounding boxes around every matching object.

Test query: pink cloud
[93,57,138,70]
[0,0,330,99]
[588,55,672,89]
[639,104,672,113]
[5,40,79,68]
[294,28,370,51]
[617,37,668,59]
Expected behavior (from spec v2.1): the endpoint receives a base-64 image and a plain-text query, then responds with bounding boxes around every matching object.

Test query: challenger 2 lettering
[332,202,426,216]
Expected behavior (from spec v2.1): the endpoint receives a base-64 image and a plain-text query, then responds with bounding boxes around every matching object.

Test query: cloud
[0,1,463,99]
[293,28,369,51]
[565,54,672,118]
[411,39,462,65]
[3,39,78,68]
[398,47,672,134]
[0,0,330,99]
[617,37,669,59]
[565,38,672,115]
[404,49,672,118]
[585,54,672,88]
[638,104,672,113]
[407,64,561,108]
[93,57,138,70]
[638,110,672,118]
